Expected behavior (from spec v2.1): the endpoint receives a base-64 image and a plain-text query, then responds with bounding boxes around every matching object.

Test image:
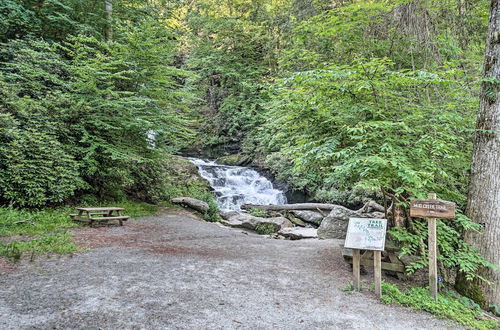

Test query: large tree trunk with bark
[455,0,500,308]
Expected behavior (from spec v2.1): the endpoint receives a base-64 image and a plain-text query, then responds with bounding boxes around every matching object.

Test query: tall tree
[456,0,500,308]
[104,0,112,41]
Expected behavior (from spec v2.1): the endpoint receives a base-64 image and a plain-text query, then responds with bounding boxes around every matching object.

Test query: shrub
[0,128,81,207]
[381,282,498,329]
[255,223,278,235]
[248,208,267,218]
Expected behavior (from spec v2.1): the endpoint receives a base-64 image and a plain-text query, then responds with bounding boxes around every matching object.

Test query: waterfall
[188,158,287,211]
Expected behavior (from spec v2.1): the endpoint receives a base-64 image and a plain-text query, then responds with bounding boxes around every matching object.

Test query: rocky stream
[170,158,385,240]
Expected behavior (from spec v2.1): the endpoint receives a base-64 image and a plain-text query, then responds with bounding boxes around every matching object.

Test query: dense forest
[0,0,498,311]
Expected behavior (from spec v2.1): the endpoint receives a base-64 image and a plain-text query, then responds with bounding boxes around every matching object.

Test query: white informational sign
[344,218,387,251]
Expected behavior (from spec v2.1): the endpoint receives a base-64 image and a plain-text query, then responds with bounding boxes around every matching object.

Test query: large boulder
[220,212,293,232]
[171,197,209,214]
[290,210,324,226]
[278,227,318,240]
[317,205,384,239]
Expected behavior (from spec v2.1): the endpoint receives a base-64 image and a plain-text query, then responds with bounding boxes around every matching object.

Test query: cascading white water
[189,158,287,211]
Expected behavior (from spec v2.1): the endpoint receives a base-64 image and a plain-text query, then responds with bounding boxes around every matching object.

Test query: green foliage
[381,282,499,330]
[130,156,221,221]
[0,2,194,207]
[256,58,475,205]
[342,281,368,293]
[0,207,79,261]
[0,232,78,262]
[0,128,81,207]
[254,223,278,235]
[0,201,158,261]
[248,208,268,218]
[184,0,276,153]
[0,207,77,237]
[0,0,495,297]
[389,213,496,282]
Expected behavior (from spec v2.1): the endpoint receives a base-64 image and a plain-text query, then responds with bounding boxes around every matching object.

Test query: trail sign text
[344,218,387,251]
[410,199,456,219]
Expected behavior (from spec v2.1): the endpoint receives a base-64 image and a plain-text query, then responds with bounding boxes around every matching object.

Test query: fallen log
[241,203,340,211]
[171,197,209,213]
[241,200,386,213]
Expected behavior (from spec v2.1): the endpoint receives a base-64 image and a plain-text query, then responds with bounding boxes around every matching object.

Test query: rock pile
[172,197,385,240]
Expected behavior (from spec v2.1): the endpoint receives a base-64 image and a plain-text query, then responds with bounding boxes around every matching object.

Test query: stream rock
[290,210,324,226]
[278,227,318,240]
[287,214,306,227]
[317,205,384,239]
[220,212,293,231]
[171,197,209,214]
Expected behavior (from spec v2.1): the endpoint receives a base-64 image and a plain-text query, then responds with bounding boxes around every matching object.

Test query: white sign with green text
[344,218,387,251]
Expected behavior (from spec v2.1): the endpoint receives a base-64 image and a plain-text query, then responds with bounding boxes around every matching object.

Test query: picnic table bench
[70,207,129,227]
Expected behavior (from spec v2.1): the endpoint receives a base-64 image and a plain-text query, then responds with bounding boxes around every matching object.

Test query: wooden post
[427,193,438,301]
[374,250,382,298]
[353,249,361,291]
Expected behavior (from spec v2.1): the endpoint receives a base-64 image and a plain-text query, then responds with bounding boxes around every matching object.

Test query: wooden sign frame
[345,218,387,299]
[344,218,387,251]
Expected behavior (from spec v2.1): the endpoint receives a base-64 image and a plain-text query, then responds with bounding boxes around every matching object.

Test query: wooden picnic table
[70,207,129,227]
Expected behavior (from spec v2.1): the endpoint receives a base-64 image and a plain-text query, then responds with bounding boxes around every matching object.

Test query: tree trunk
[104,0,112,42]
[456,0,500,308]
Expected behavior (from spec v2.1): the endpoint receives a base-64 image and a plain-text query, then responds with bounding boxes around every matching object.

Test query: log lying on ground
[241,200,385,213]
[171,197,209,214]
[241,203,340,211]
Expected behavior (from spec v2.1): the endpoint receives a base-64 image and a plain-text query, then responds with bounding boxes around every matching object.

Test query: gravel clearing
[0,209,459,329]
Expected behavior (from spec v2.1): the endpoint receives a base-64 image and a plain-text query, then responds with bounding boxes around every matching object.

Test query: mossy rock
[287,214,306,227]
[455,274,487,308]
[216,154,251,166]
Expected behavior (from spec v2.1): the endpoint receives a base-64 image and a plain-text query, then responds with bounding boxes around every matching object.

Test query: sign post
[344,218,387,299]
[410,194,456,301]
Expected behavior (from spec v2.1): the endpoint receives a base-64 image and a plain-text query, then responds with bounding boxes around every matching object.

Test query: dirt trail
[0,210,458,329]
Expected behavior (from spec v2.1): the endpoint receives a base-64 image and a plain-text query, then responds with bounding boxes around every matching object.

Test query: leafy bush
[381,282,498,330]
[255,223,278,235]
[248,208,268,218]
[251,58,490,280]
[389,213,495,283]
[256,58,475,205]
[0,22,193,207]
[0,128,81,207]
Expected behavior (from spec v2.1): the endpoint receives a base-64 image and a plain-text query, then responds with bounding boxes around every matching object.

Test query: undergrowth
[0,201,158,261]
[381,282,499,329]
[248,208,268,218]
[255,223,278,235]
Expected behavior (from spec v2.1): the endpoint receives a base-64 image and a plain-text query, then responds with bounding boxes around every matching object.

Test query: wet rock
[278,227,318,240]
[290,210,324,226]
[220,212,292,231]
[171,197,209,214]
[317,206,385,239]
[219,211,240,220]
[287,214,306,227]
[216,154,251,166]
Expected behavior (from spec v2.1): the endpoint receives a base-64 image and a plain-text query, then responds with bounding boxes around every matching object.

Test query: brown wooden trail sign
[410,194,456,301]
[409,199,456,219]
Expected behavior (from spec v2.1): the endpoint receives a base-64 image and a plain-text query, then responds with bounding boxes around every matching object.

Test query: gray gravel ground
[0,210,459,329]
